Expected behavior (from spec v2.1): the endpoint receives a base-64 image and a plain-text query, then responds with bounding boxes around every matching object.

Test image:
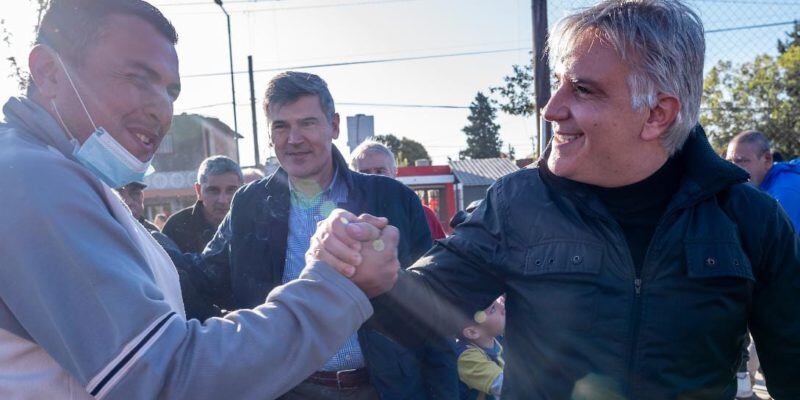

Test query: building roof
[449,158,520,186]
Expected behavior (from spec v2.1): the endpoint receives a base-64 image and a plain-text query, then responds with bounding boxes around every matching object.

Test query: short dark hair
[29,0,177,95]
[731,130,771,156]
[263,71,336,122]
[197,155,243,185]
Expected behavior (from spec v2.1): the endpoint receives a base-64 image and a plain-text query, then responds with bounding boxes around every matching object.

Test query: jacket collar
[189,201,215,230]
[2,97,78,161]
[260,145,356,216]
[537,125,749,214]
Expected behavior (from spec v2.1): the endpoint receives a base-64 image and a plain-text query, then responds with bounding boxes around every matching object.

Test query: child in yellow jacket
[456,296,505,400]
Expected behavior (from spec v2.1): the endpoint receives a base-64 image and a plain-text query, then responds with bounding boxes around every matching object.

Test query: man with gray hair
[312,0,800,398]
[163,155,243,253]
[351,140,447,239]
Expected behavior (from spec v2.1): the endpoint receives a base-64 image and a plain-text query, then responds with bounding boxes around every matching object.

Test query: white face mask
[50,53,155,188]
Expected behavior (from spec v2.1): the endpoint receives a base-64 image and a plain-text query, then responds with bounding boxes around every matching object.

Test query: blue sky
[2,0,798,166]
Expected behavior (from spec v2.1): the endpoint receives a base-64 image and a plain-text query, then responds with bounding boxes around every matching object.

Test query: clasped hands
[306,209,401,298]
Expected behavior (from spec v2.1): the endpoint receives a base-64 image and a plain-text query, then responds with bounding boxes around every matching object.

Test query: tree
[459,92,502,159]
[701,39,800,158]
[490,63,535,117]
[2,0,49,90]
[778,21,800,54]
[373,134,431,167]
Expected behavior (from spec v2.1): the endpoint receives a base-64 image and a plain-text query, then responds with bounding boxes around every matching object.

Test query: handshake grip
[307,209,401,298]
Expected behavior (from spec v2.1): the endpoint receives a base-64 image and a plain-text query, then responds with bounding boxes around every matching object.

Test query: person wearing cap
[115,181,159,232]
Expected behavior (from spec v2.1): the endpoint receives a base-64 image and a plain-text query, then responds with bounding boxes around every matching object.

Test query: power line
[154,0,281,6]
[178,100,470,111]
[182,47,530,79]
[163,0,418,14]
[694,0,800,6]
[339,102,468,109]
[706,20,798,34]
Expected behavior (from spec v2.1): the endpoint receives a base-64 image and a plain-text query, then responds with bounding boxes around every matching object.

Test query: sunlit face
[355,151,396,178]
[195,172,242,226]
[544,32,653,187]
[48,15,180,162]
[726,141,772,187]
[268,95,339,189]
[480,296,506,338]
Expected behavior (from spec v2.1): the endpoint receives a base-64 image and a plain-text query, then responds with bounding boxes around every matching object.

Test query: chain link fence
[548,0,800,159]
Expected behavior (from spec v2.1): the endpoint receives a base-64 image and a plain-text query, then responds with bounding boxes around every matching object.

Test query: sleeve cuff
[299,260,374,322]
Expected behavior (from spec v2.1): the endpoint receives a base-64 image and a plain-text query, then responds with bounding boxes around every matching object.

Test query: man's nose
[543,86,569,122]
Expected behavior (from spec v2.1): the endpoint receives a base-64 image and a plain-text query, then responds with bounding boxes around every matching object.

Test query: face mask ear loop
[54,53,98,132]
[50,99,78,142]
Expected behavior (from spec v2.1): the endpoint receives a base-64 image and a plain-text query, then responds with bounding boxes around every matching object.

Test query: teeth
[556,133,581,143]
[135,133,151,145]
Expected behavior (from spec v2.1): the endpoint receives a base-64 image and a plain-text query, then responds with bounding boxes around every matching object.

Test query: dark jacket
[372,128,800,399]
[178,147,455,399]
[138,217,160,233]
[162,201,217,253]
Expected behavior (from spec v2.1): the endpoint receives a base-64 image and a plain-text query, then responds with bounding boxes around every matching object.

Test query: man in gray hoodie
[0,0,398,399]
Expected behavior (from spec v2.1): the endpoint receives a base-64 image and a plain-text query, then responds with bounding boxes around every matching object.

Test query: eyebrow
[569,77,601,87]
[128,61,182,100]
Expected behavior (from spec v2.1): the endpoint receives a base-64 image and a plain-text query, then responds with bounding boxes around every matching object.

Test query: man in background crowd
[162,155,243,252]
[350,140,447,239]
[115,181,159,231]
[242,166,266,183]
[727,130,800,229]
[726,130,799,399]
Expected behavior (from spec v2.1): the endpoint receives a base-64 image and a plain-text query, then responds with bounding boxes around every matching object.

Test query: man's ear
[462,326,480,341]
[763,151,773,165]
[331,113,340,140]
[641,93,681,142]
[194,183,202,199]
[28,45,63,99]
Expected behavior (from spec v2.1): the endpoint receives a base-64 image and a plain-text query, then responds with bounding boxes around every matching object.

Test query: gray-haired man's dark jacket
[369,128,800,399]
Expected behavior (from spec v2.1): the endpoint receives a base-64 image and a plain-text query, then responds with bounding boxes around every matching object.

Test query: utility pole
[214,0,240,162]
[248,55,260,167]
[531,0,551,158]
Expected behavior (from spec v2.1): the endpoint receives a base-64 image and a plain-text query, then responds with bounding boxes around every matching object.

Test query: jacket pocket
[684,242,754,281]
[521,241,603,331]
[524,241,603,276]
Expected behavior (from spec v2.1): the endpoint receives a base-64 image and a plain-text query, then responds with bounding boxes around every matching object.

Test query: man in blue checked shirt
[175,71,453,399]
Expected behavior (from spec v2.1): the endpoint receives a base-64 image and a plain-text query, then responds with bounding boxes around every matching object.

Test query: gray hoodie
[0,97,373,399]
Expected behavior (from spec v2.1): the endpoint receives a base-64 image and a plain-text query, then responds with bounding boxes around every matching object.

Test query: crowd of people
[0,0,798,399]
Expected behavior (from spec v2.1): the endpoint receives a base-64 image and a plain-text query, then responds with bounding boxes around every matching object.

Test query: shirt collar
[288,166,347,204]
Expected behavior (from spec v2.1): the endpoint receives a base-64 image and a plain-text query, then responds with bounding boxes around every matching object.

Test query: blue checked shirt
[282,170,365,371]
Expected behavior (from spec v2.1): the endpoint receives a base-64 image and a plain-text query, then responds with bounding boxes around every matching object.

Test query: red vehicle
[396,165,459,233]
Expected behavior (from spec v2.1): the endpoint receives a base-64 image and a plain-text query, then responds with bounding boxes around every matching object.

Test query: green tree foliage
[490,64,535,117]
[777,21,800,54]
[701,44,800,158]
[460,92,502,159]
[373,134,430,167]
